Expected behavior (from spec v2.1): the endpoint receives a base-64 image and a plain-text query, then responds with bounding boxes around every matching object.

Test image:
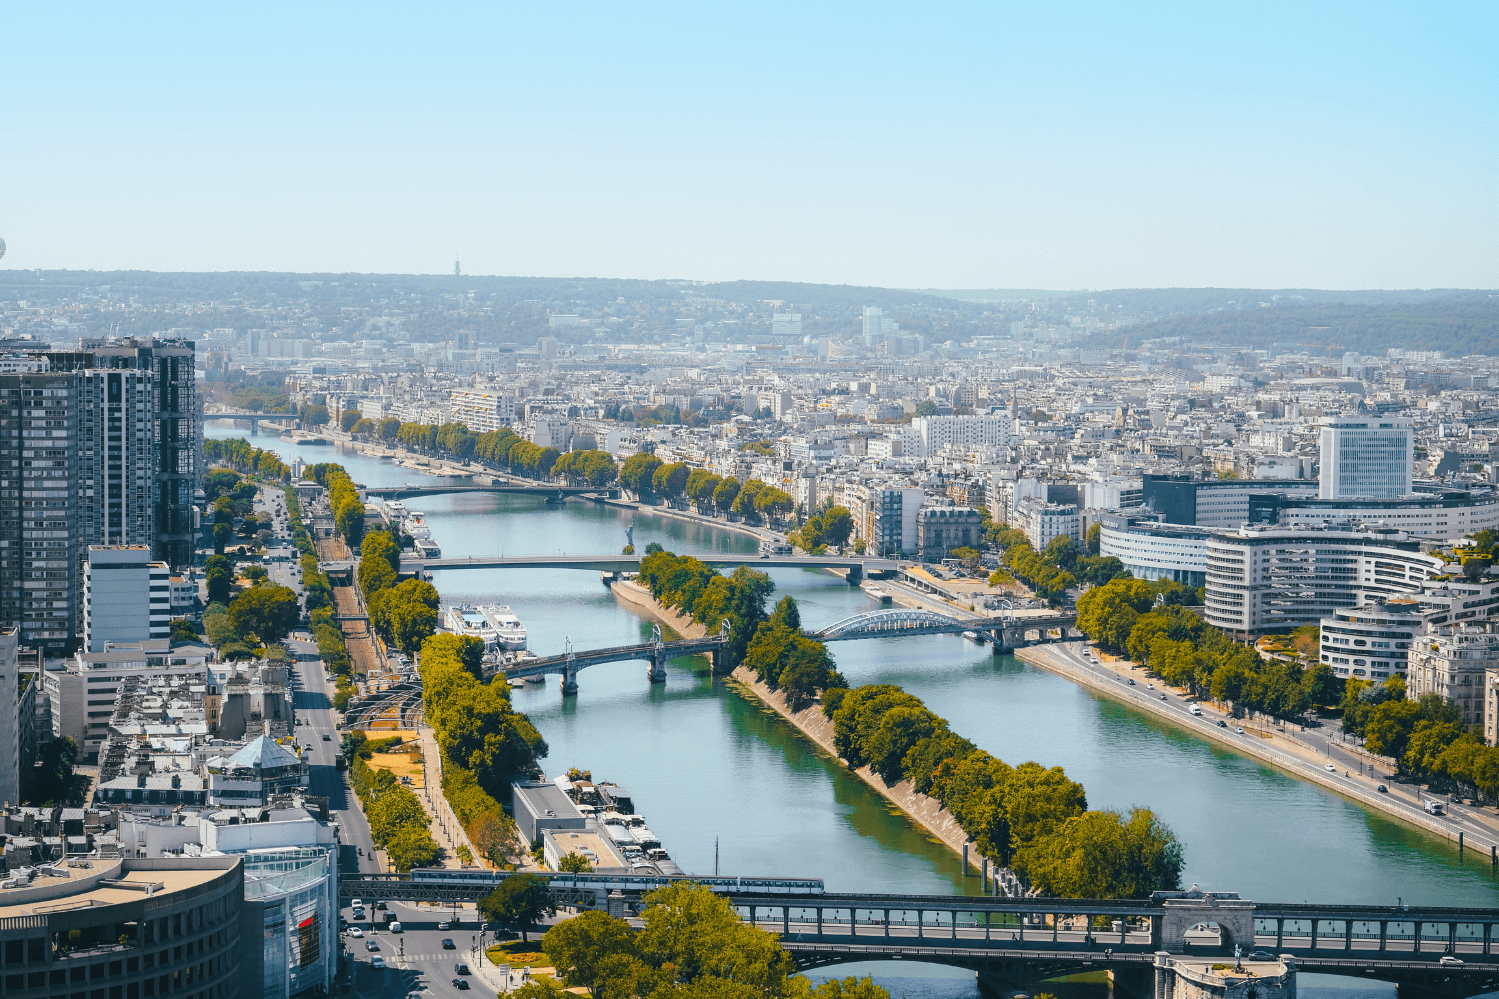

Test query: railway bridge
[203,410,296,430]
[363,483,614,501]
[401,552,897,584]
[334,874,1499,999]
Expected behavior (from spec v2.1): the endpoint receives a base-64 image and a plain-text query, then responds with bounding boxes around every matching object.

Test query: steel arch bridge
[812,608,1012,642]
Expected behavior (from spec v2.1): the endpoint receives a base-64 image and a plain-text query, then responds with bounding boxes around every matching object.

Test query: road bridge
[203,411,296,431]
[403,553,898,584]
[333,875,1499,998]
[363,483,614,501]
[502,622,732,693]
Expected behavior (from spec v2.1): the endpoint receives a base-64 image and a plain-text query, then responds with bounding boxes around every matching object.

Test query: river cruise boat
[443,605,499,647]
[479,604,528,650]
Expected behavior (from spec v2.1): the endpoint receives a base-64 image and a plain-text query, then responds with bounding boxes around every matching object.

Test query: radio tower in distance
[454,254,461,277]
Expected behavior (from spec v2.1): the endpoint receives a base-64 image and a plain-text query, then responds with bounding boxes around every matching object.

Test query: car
[389,922,402,933]
[1159,693,1167,700]
[346,927,363,938]
[1325,763,1338,772]
[371,957,386,970]
[1147,683,1155,689]
[1217,720,1228,728]
[1440,956,1464,966]
[455,963,470,975]
[451,980,470,991]
[375,901,387,910]
[322,734,331,741]
[351,899,363,909]
[442,938,455,949]
[1249,950,1274,961]
[1235,727,1245,734]
[1127,679,1136,685]
[365,940,380,951]
[1377,784,1388,793]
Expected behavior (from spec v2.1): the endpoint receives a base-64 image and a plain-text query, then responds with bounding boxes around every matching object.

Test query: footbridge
[363,483,613,501]
[341,680,423,730]
[334,874,1499,998]
[402,553,898,584]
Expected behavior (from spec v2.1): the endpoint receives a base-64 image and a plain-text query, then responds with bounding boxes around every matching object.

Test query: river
[210,426,1496,999]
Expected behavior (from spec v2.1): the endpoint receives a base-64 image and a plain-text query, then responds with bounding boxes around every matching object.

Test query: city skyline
[2,3,1494,288]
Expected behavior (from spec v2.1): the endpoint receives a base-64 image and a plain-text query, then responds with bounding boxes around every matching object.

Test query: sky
[3,2,1496,290]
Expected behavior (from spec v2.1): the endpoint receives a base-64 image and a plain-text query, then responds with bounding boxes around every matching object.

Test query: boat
[414,538,442,558]
[402,511,433,541]
[479,604,527,650]
[862,584,892,604]
[443,605,499,647]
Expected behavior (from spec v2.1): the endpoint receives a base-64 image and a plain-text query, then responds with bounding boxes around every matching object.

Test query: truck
[335,753,347,771]
[1424,799,1445,816]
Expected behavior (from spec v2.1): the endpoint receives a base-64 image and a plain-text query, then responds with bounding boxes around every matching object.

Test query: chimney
[137,775,147,788]
[170,775,181,789]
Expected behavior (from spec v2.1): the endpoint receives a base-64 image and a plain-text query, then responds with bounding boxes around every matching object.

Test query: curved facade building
[0,856,241,999]
[1098,514,1211,587]
[1204,527,1443,637]
[1318,602,1423,681]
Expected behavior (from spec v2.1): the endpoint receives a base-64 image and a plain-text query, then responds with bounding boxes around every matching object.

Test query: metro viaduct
[403,553,898,585]
[335,876,1499,999]
[363,483,613,500]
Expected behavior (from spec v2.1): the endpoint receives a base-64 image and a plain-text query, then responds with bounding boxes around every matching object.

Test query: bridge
[363,483,614,501]
[503,622,731,693]
[813,608,1078,651]
[203,410,297,430]
[403,553,898,584]
[334,874,1499,998]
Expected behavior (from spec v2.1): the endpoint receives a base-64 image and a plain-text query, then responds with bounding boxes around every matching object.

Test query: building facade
[1317,602,1423,682]
[448,389,515,434]
[917,506,982,561]
[1203,527,1442,636]
[83,545,172,652]
[1407,626,1499,728]
[1318,417,1413,500]
[1015,497,1080,549]
[1098,514,1211,587]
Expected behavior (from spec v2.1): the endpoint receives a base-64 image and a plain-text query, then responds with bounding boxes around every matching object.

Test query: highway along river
[211,427,1499,999]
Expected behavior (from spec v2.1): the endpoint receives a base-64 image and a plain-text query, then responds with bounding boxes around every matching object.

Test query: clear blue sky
[4,3,1494,289]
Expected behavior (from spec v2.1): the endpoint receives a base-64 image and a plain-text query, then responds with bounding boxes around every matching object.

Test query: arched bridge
[505,621,732,694]
[332,873,1499,999]
[363,483,613,500]
[813,608,1077,649]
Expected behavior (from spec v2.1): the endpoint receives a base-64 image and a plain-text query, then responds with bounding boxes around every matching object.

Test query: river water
[211,427,1496,999]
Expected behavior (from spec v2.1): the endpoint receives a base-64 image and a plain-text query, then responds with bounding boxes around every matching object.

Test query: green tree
[713,476,741,514]
[620,453,664,498]
[212,522,231,554]
[1026,807,1184,898]
[341,409,362,432]
[636,882,796,994]
[479,874,556,942]
[541,910,637,998]
[385,826,441,872]
[652,462,691,502]
[557,852,594,873]
[228,584,299,645]
[1086,522,1102,556]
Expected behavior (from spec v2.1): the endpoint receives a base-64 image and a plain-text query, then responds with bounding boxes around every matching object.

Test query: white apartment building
[1015,497,1080,548]
[845,484,924,557]
[1319,417,1414,499]
[529,415,572,450]
[1408,626,1499,728]
[449,388,516,434]
[906,415,1022,459]
[83,546,171,652]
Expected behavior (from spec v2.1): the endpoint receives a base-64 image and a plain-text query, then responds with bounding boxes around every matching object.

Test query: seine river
[211,426,1496,999]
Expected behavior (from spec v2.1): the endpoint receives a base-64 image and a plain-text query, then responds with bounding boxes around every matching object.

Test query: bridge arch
[814,608,975,640]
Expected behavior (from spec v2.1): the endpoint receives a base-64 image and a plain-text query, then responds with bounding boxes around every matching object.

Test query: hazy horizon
[3,4,1494,288]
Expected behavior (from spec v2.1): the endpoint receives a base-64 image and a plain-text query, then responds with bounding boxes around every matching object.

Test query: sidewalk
[418,728,481,867]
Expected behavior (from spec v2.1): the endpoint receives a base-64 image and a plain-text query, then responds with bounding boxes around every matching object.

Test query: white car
[1325,764,1337,772]
[346,927,363,938]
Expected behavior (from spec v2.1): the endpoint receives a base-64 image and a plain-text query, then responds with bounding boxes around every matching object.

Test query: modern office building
[1141,474,1318,528]
[1255,487,1499,542]
[83,545,172,652]
[0,855,244,999]
[1098,513,1212,587]
[448,388,515,434]
[1319,416,1413,500]
[861,306,896,346]
[1317,602,1423,682]
[1203,526,1443,636]
[0,627,20,805]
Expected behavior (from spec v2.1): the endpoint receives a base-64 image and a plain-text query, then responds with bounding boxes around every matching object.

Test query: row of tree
[788,505,854,552]
[206,437,291,482]
[1341,678,1499,797]
[419,632,546,862]
[821,684,1184,898]
[989,530,1130,603]
[308,463,364,542]
[358,530,441,652]
[349,751,441,871]
[552,449,619,487]
[1078,578,1340,719]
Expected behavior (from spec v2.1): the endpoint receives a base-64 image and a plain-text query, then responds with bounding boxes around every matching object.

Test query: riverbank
[1016,643,1499,858]
[609,578,986,876]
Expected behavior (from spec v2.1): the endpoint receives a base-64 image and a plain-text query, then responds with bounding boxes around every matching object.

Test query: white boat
[402,511,432,541]
[443,605,498,647]
[862,584,892,604]
[381,499,408,523]
[479,604,527,651]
